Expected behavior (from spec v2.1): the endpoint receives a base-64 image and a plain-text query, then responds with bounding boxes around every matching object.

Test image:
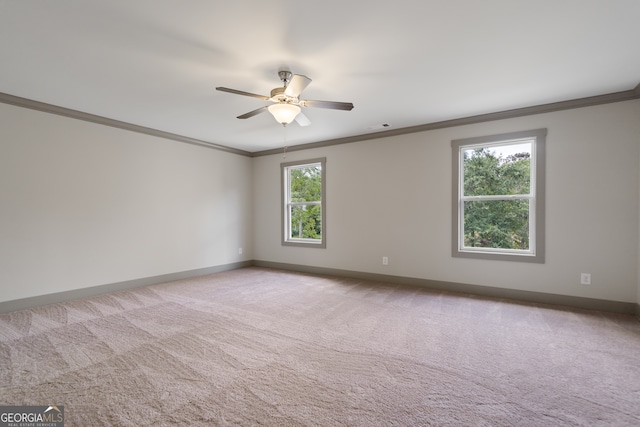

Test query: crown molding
[252,86,640,157]
[0,92,252,157]
[2,84,638,159]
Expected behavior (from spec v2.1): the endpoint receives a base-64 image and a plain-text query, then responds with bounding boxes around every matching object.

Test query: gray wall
[0,103,253,303]
[254,100,640,304]
[2,98,639,307]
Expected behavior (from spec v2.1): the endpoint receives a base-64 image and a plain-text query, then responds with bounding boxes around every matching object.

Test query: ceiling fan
[216,71,354,126]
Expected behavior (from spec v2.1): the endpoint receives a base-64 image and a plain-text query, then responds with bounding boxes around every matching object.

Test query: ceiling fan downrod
[278,70,292,86]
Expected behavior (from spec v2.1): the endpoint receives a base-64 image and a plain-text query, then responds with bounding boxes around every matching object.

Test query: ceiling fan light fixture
[268,103,301,125]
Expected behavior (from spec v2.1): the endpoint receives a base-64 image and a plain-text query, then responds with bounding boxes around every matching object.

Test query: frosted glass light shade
[268,103,301,125]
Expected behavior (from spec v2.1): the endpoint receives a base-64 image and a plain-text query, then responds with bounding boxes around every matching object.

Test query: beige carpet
[1,267,639,426]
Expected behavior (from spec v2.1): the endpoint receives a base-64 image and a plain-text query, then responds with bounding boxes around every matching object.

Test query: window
[282,158,326,248]
[451,129,546,262]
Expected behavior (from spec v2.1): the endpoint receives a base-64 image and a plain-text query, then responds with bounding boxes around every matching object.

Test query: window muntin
[282,158,326,248]
[452,129,545,262]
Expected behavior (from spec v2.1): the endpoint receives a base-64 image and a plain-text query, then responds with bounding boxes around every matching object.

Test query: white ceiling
[1,1,639,153]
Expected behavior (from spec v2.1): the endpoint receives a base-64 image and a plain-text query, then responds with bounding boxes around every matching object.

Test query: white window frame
[281,158,326,248]
[451,129,546,263]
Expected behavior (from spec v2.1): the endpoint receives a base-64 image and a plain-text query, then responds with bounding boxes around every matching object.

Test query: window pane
[290,205,322,240]
[463,143,531,196]
[463,199,530,250]
[290,166,322,202]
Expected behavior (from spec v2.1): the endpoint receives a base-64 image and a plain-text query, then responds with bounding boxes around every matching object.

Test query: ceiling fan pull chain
[282,125,288,159]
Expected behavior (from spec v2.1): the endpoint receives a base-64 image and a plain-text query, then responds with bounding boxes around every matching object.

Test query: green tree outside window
[462,146,531,250]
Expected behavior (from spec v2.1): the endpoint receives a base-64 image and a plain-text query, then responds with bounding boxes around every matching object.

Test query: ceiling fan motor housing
[270,87,295,103]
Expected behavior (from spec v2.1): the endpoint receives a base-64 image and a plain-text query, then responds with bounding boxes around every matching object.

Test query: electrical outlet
[580,273,591,285]
[382,256,389,265]
[238,247,243,255]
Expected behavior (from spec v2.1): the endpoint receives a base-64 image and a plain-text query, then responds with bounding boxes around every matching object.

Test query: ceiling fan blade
[294,112,311,127]
[216,87,269,100]
[237,106,268,119]
[301,99,354,111]
[284,74,312,98]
